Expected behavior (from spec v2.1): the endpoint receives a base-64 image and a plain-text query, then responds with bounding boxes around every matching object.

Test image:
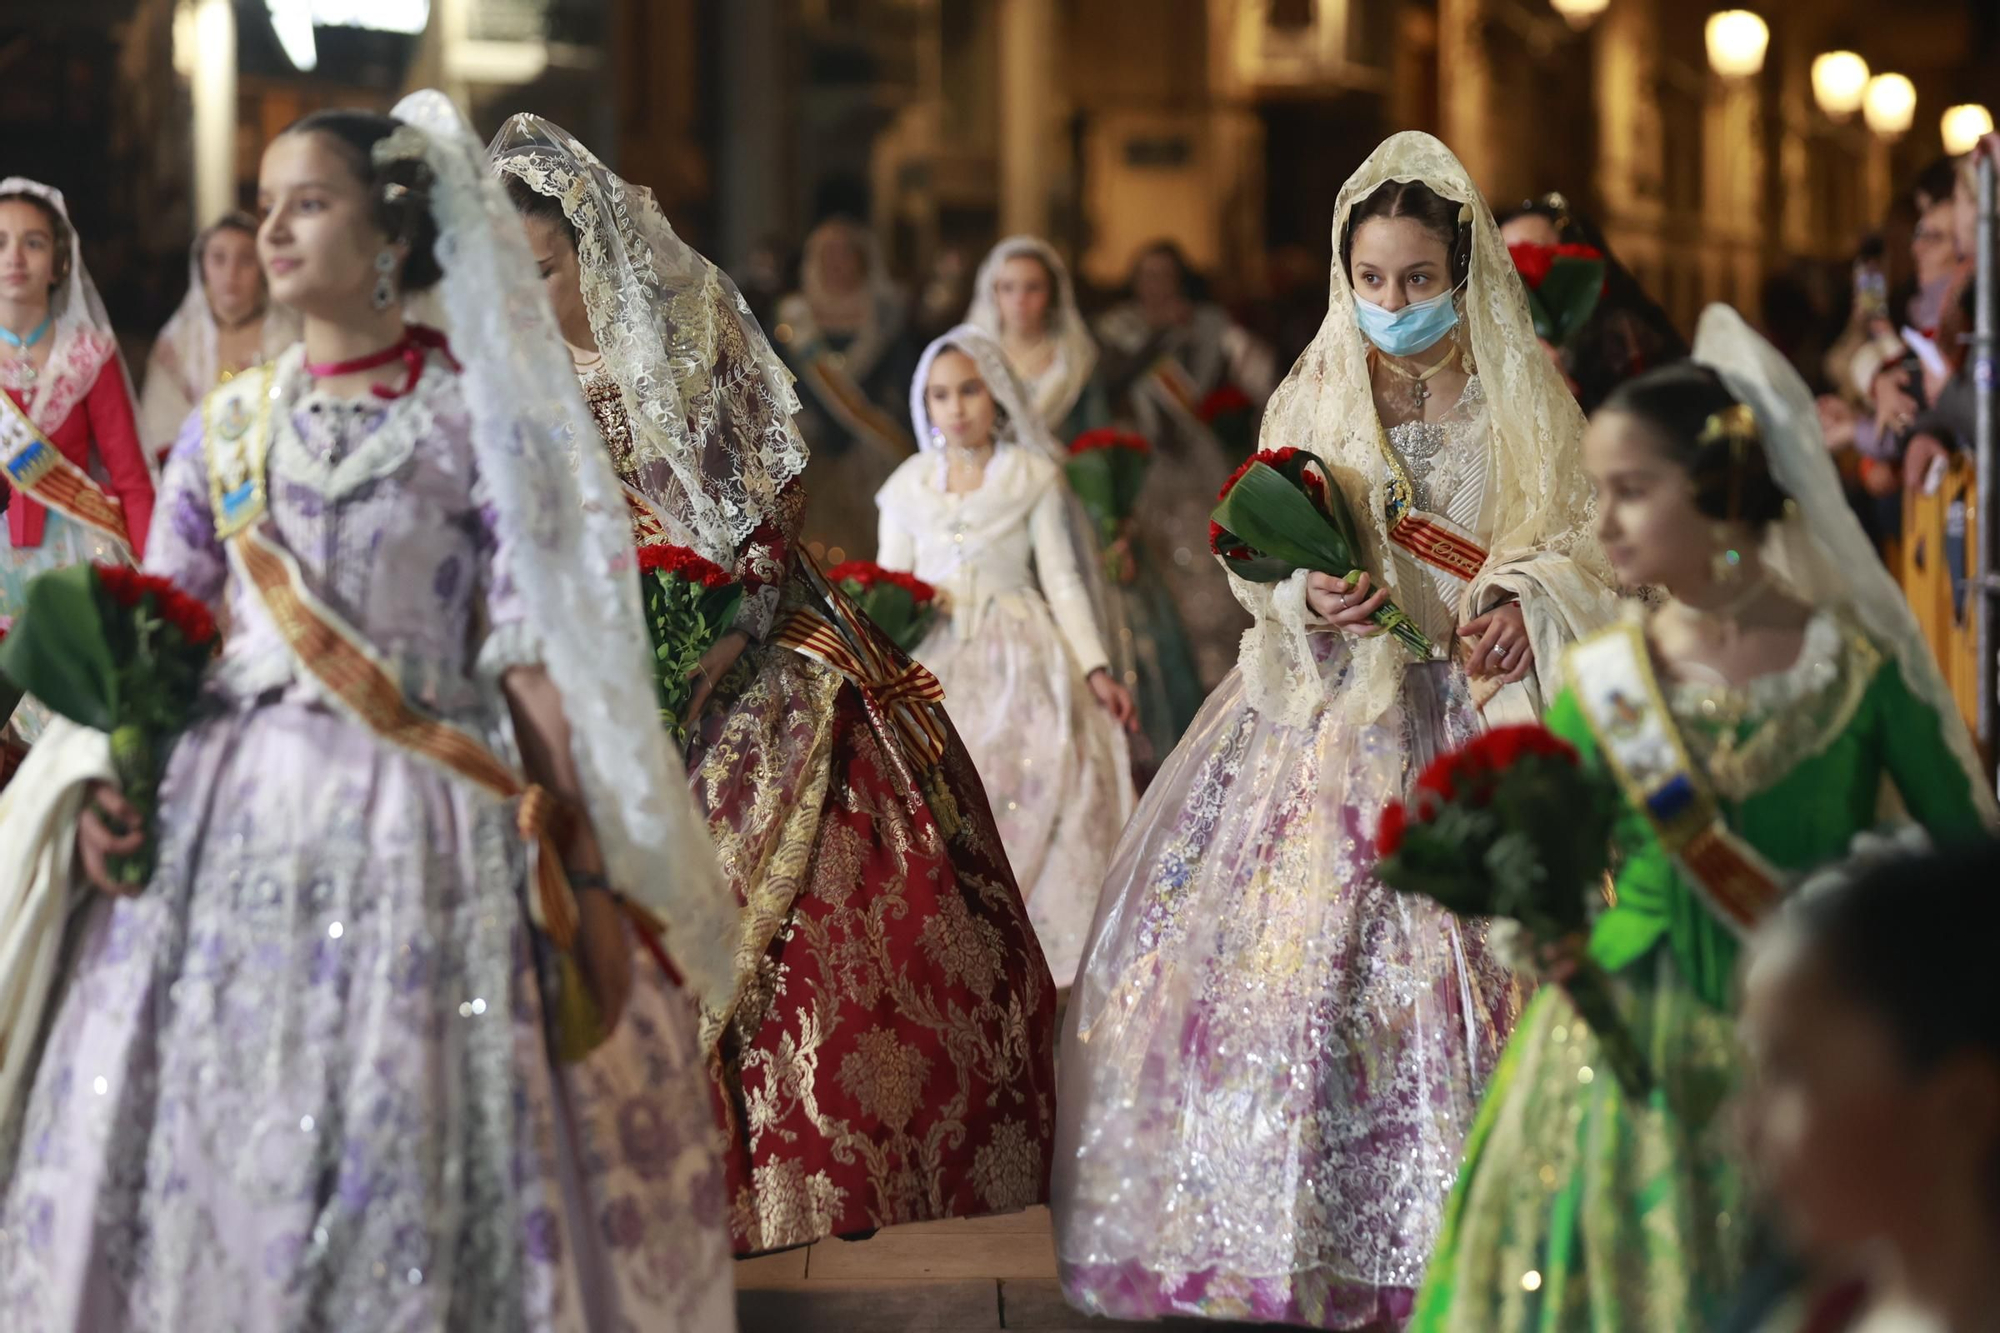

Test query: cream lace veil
[391,91,736,1010]
[964,235,1099,432]
[1254,132,1608,725]
[1692,304,1997,820]
[489,113,807,566]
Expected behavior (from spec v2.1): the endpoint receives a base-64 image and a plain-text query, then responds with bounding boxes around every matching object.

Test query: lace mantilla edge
[1232,568,1328,729]
[1667,610,1883,802]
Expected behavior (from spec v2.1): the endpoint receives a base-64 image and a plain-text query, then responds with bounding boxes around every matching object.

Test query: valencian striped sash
[1569,620,1788,934]
[1388,509,1488,583]
[773,597,949,772]
[0,391,131,554]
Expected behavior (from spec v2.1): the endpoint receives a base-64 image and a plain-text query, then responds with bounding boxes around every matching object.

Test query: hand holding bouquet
[1375,724,1652,1100]
[825,560,943,652]
[636,543,744,744]
[1209,447,1434,660]
[0,562,218,886]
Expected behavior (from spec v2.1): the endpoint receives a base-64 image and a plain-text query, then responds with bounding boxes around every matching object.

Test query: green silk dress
[1410,610,1990,1332]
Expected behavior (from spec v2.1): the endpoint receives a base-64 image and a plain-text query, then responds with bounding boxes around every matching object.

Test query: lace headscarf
[489,113,807,565]
[388,91,736,1011]
[1691,305,1997,821]
[0,178,134,439]
[909,323,1114,636]
[139,214,300,454]
[1255,132,1610,725]
[964,235,1099,432]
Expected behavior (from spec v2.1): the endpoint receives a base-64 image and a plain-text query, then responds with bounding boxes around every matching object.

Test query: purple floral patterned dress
[0,356,734,1332]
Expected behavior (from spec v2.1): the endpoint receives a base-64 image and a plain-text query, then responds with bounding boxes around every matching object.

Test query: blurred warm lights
[1810,51,1870,121]
[1864,74,1918,139]
[1704,11,1769,80]
[1942,104,1995,156]
[1547,0,1609,30]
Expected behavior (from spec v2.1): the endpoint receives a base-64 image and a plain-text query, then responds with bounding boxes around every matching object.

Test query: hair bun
[1692,401,1788,526]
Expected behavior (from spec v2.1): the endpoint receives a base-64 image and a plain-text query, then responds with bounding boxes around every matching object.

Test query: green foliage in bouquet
[1209,447,1434,660]
[636,543,744,745]
[1376,724,1653,1099]
[825,561,941,653]
[0,561,218,885]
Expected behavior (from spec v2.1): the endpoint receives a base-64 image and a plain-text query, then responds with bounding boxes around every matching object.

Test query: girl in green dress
[1409,305,1997,1332]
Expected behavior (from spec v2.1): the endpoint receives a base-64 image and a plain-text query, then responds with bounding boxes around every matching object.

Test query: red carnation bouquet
[1066,428,1153,581]
[0,562,219,885]
[1209,447,1434,660]
[825,559,942,652]
[1374,723,1650,1099]
[1508,242,1608,350]
[1197,384,1258,458]
[636,543,744,744]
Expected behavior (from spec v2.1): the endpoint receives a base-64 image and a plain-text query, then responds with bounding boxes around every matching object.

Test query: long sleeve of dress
[729,477,805,642]
[141,411,227,611]
[1875,658,1993,838]
[877,501,917,574]
[1029,484,1110,676]
[85,362,157,557]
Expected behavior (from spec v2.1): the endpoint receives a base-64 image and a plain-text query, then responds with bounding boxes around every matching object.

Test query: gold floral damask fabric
[685,573,1058,1254]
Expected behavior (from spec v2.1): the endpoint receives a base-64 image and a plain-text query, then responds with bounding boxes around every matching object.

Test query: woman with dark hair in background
[773,214,919,560]
[136,211,298,466]
[1094,239,1277,689]
[0,94,739,1329]
[1499,192,1689,413]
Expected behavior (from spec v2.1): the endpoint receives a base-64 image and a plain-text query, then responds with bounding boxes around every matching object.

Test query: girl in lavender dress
[1051,133,1620,1328]
[0,93,739,1332]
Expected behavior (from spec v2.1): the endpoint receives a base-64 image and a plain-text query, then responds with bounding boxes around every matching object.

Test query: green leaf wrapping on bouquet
[0,562,121,730]
[1210,453,1435,659]
[1528,256,1606,349]
[1065,445,1151,545]
[845,582,937,653]
[640,559,744,745]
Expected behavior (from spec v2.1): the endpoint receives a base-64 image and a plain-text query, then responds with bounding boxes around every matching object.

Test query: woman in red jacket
[0,177,155,741]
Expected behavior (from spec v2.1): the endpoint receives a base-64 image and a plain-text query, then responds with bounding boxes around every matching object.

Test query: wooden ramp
[734,1206,1259,1332]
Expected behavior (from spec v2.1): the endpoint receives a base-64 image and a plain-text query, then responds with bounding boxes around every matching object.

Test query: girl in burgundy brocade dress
[495,114,1058,1256]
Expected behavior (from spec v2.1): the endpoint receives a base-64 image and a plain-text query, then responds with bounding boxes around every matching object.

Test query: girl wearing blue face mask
[1051,133,1620,1329]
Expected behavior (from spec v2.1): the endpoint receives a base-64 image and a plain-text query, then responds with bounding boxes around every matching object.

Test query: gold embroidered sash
[0,389,131,554]
[1568,620,1788,935]
[1388,509,1488,583]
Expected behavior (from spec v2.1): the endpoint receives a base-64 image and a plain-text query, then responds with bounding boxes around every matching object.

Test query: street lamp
[1943,104,1995,156]
[1863,73,1918,140]
[1810,51,1870,121]
[1704,10,1768,81]
[1548,0,1610,30]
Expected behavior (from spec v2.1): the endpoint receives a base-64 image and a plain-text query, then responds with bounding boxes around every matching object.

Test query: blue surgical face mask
[1353,284,1462,357]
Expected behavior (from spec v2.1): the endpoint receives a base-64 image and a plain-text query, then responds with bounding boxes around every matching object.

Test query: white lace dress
[1051,375,1525,1329]
[877,445,1135,987]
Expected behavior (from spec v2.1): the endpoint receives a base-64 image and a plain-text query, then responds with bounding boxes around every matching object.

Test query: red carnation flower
[1552,242,1605,263]
[1508,242,1555,290]
[1376,799,1408,857]
[158,587,217,647]
[1069,427,1151,457]
[1197,385,1252,422]
[825,559,878,588]
[638,543,733,589]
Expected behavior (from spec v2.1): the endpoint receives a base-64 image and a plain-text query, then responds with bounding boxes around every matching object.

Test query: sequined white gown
[1052,375,1525,1329]
[877,445,1135,987]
